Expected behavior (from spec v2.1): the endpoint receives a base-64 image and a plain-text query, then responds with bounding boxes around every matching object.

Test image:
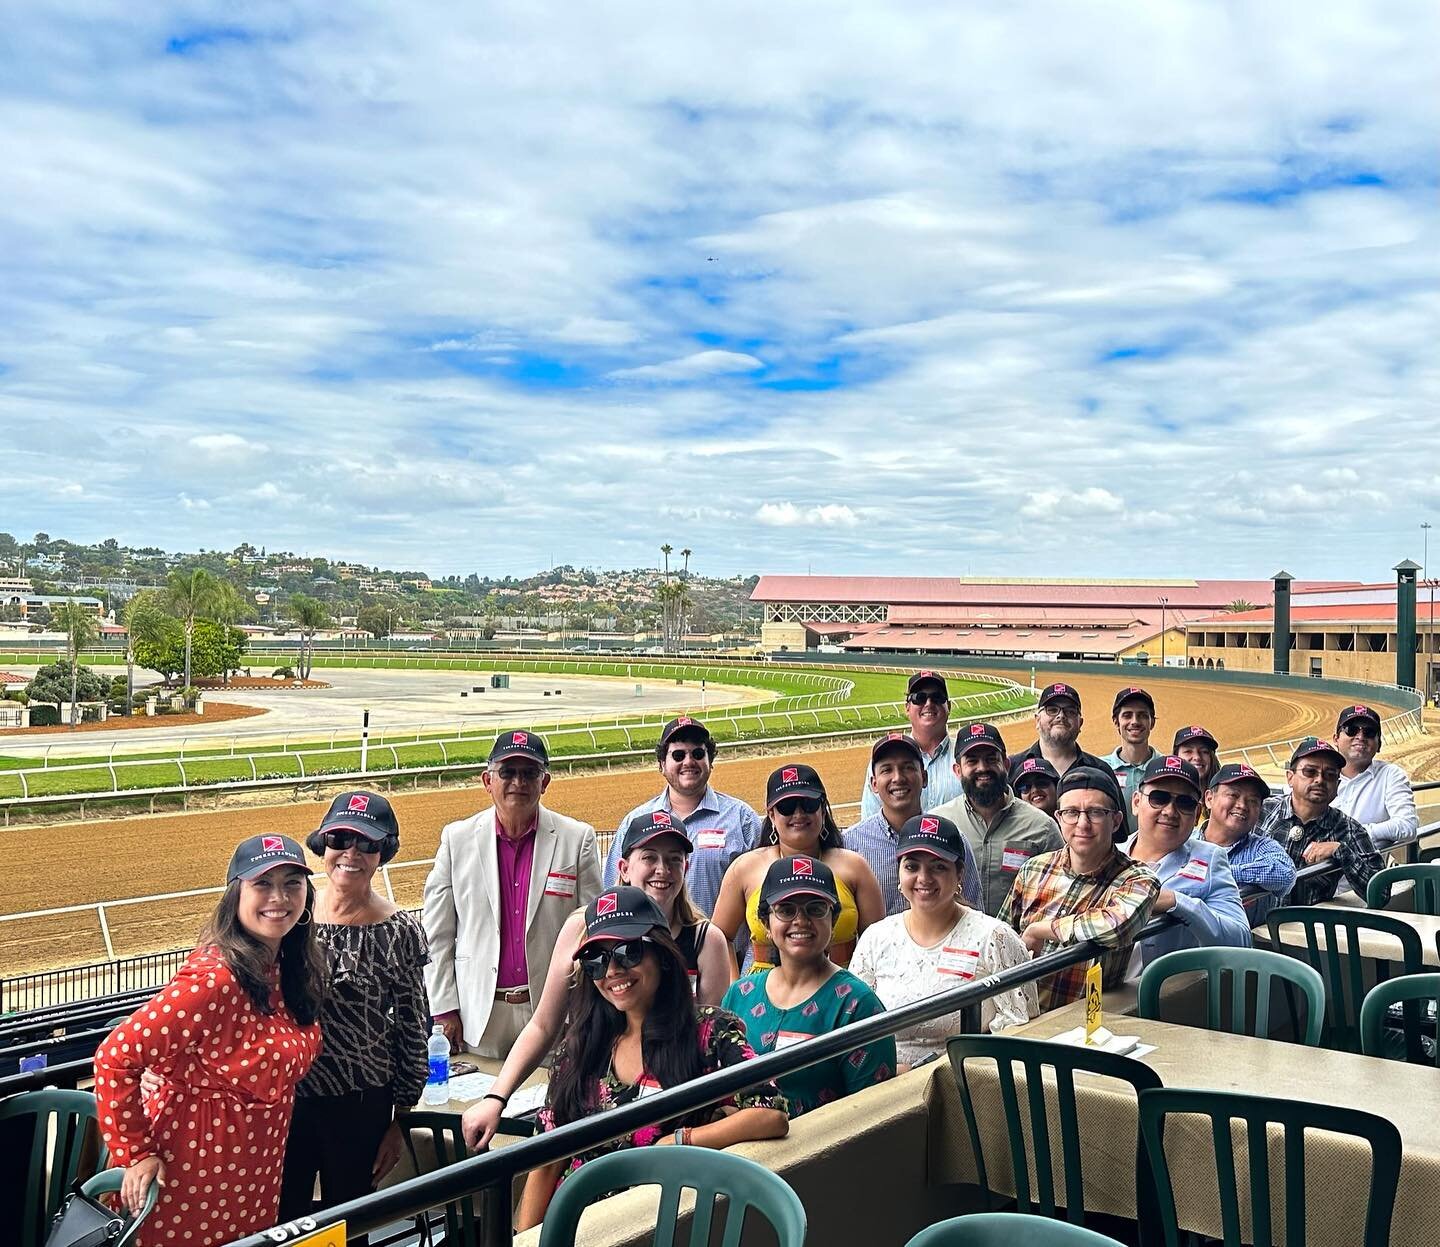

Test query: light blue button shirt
[858,735,962,820]
[844,812,982,915]
[601,786,761,918]
[1122,836,1251,971]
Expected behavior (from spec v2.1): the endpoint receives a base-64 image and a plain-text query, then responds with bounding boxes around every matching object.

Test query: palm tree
[660,544,673,580]
[288,594,330,679]
[53,600,99,727]
[122,590,171,714]
[679,548,693,645]
[1225,600,1258,613]
[164,568,225,690]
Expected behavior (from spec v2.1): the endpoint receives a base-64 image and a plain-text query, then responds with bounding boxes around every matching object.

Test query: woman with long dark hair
[712,764,883,970]
[514,887,787,1232]
[94,835,326,1247]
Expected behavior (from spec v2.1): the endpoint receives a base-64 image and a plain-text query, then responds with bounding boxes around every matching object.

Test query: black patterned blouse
[297,910,431,1108]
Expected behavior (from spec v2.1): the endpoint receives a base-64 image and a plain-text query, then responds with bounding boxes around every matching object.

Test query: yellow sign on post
[266,1222,347,1247]
[1083,963,1103,1045]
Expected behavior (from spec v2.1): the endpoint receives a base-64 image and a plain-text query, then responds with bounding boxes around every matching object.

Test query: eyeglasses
[667,747,708,762]
[1056,806,1118,826]
[577,938,650,980]
[493,765,543,783]
[907,692,947,707]
[322,831,383,853]
[769,899,833,922]
[1296,765,1341,782]
[773,796,822,816]
[1143,790,1201,814]
[1340,723,1378,740]
[1040,705,1080,719]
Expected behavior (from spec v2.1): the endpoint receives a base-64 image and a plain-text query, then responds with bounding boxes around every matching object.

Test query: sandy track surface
[2,671,1424,976]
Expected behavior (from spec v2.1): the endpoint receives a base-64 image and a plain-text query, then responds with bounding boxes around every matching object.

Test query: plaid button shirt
[998,847,1159,1010]
[1258,795,1383,906]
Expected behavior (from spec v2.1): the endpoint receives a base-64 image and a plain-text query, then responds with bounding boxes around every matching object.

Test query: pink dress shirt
[495,818,537,989]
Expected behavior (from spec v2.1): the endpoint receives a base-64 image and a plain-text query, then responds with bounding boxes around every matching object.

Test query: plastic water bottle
[424,1025,450,1105]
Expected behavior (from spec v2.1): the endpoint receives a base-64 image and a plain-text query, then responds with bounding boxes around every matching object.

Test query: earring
[296,910,313,926]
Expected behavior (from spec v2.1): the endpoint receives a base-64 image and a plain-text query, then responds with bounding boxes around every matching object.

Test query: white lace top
[850,907,1038,1066]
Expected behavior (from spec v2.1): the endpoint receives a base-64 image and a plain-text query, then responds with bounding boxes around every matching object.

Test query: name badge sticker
[544,871,577,898]
[1176,858,1210,883]
[937,946,980,979]
[774,1030,809,1051]
[1001,848,1031,872]
[695,829,728,851]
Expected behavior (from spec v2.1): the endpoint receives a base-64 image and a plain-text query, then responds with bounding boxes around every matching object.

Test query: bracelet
[483,1092,510,1108]
[674,1126,685,1146]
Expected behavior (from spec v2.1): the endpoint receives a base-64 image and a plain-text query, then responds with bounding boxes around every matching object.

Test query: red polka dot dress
[93,946,322,1247]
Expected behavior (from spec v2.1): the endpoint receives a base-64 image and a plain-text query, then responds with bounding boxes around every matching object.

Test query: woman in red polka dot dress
[94,835,327,1247]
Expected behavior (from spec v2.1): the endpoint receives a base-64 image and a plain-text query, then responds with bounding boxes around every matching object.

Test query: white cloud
[54,483,85,498]
[1020,488,1125,522]
[609,350,764,381]
[250,482,282,500]
[756,502,859,528]
[188,433,267,455]
[177,493,210,511]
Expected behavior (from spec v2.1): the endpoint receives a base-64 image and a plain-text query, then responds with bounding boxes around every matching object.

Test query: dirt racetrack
[1,670,1426,976]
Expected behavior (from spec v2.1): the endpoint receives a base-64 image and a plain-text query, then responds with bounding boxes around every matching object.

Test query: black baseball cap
[1112,686,1155,717]
[955,721,1007,758]
[1289,736,1345,769]
[618,809,693,856]
[760,855,840,907]
[658,716,714,752]
[1038,682,1081,709]
[1010,756,1060,791]
[1336,704,1382,734]
[488,729,548,766]
[870,732,925,767]
[1172,725,1218,752]
[315,791,398,842]
[227,834,312,884]
[1139,754,1203,796]
[1208,762,1271,799]
[896,814,966,863]
[907,670,949,698]
[1056,765,1123,809]
[579,886,668,948]
[766,763,826,805]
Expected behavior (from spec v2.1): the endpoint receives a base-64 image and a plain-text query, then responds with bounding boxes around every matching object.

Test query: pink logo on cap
[1055,684,1069,693]
[1354,705,1368,715]
[792,857,814,876]
[596,893,618,915]
[262,836,285,853]
[1318,738,1336,751]
[970,724,985,735]
[652,810,671,826]
[887,732,904,741]
[919,670,935,677]
[919,816,940,834]
[676,716,693,726]
[347,795,370,812]
[782,767,799,784]
[512,732,528,746]
[1164,756,1183,769]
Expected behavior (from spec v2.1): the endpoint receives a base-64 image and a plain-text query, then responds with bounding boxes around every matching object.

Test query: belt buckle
[499,987,527,1004]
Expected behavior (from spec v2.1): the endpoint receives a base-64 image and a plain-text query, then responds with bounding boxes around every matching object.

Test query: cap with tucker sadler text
[1139,754,1203,796]
[1038,682,1081,709]
[955,721,1007,757]
[1010,756,1060,790]
[579,886,668,948]
[870,732,925,767]
[227,835,312,883]
[1336,704,1382,734]
[1288,736,1345,769]
[896,814,966,863]
[1172,724,1218,752]
[1111,686,1155,717]
[315,790,398,842]
[907,670,949,698]
[765,763,827,805]
[488,729,549,766]
[618,809,694,857]
[1208,762,1271,798]
[658,715,713,751]
[760,855,840,907]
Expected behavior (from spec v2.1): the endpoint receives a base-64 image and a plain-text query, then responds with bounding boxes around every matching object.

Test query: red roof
[752,576,1317,609]
[844,623,1163,656]
[1194,603,1401,625]
[0,671,28,685]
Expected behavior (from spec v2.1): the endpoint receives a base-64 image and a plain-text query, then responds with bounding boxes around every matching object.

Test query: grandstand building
[751,575,1292,663]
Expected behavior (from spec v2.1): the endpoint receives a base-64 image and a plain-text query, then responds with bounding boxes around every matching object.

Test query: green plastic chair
[399,1111,482,1247]
[1137,1087,1401,1247]
[0,1088,106,1247]
[1366,863,1440,913]
[536,1145,806,1247]
[1137,947,1326,1045]
[72,1168,158,1247]
[945,1035,1161,1229]
[1360,973,1440,1066]
[1265,906,1424,1052]
[906,1211,1126,1245]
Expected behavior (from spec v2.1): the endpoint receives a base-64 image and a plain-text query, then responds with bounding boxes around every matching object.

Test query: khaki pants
[476,997,535,1059]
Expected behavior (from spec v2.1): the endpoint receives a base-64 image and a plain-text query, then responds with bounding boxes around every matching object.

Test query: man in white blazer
[423,729,603,1058]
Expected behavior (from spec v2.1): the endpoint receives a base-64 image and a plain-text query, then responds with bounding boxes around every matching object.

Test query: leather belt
[495,987,531,1005]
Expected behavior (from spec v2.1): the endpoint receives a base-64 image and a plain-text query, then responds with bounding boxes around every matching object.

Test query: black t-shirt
[1012,741,1117,779]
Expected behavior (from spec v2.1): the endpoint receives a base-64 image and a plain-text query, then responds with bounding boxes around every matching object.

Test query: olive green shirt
[929,791,1064,917]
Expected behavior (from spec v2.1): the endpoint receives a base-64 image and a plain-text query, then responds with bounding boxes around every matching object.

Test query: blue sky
[2,2,1437,580]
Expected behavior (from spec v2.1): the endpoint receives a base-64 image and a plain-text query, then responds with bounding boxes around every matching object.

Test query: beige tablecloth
[1256,907,1440,968]
[928,1002,1440,1246]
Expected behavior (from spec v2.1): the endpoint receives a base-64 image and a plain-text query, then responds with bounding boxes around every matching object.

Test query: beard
[963,772,1006,807]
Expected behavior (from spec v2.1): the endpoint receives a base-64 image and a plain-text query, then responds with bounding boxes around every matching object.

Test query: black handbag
[43,1184,133,1247]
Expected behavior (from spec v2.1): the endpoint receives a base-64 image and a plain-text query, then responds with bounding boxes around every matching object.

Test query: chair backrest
[1137,1087,1401,1247]
[0,1088,105,1247]
[1366,863,1440,914]
[397,1111,475,1247]
[1265,906,1424,1052]
[536,1145,806,1247]
[78,1168,158,1247]
[905,1211,1126,1245]
[945,1035,1162,1227]
[1359,972,1440,1066]
[1137,947,1326,1045]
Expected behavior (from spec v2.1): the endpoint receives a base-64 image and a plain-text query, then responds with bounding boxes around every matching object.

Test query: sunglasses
[577,938,651,980]
[667,747,708,762]
[322,831,383,853]
[1143,790,1201,815]
[773,796,823,817]
[907,691,947,706]
[1340,723,1378,740]
[769,899,833,922]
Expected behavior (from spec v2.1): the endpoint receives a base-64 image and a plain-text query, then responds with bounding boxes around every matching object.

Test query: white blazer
[422,805,602,1047]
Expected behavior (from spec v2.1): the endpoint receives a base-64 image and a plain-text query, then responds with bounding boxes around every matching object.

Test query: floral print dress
[536,1004,786,1184]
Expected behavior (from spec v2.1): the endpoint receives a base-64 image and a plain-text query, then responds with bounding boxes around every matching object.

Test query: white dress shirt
[1335,758,1418,850]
